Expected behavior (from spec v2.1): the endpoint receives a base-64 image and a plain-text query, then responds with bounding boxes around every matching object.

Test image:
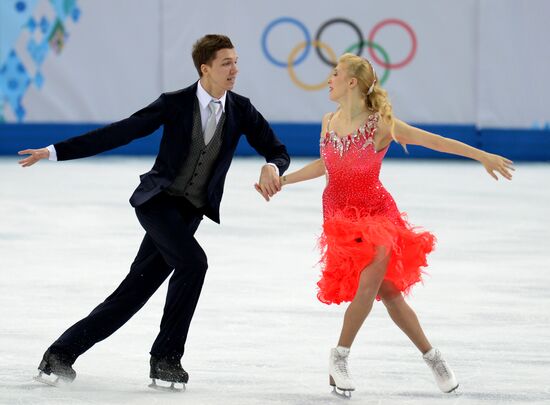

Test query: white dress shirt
[196,79,225,131]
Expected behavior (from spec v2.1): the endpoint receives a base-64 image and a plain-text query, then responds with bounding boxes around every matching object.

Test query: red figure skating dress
[317,112,436,304]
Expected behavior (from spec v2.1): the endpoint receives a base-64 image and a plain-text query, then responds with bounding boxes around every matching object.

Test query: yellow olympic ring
[287,41,337,91]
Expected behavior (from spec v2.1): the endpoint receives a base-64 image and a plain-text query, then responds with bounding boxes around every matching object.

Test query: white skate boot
[329,346,355,399]
[422,348,459,393]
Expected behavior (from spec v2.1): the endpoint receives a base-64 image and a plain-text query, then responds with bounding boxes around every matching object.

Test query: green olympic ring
[344,40,391,85]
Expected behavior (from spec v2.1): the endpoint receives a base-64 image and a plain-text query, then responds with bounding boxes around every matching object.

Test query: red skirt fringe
[317,213,436,305]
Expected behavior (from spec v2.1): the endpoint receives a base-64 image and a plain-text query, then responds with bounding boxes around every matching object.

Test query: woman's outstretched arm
[254,158,326,199]
[280,158,326,186]
[388,118,515,180]
[279,112,331,186]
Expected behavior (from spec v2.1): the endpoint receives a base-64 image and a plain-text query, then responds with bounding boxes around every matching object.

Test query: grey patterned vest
[166,100,225,208]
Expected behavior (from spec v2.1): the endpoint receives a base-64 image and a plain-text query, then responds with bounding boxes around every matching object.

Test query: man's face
[202,48,239,92]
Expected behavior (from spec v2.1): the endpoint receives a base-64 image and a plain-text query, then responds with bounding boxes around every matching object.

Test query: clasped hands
[254,164,282,202]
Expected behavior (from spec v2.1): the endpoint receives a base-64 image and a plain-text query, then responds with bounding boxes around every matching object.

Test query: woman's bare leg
[337,247,390,348]
[378,280,432,353]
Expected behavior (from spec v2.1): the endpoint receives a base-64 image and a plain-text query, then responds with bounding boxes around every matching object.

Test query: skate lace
[426,357,450,378]
[335,355,350,377]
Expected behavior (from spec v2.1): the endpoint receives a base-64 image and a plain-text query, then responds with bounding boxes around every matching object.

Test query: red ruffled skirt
[317,212,436,305]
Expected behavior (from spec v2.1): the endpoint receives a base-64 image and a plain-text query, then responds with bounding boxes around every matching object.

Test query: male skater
[18,34,289,389]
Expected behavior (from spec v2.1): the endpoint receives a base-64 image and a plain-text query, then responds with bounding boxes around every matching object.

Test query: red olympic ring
[367,19,417,69]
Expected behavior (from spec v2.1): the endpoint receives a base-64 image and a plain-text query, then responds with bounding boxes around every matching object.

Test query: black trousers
[49,192,206,362]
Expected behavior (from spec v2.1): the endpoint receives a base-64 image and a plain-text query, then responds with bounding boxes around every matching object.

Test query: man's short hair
[192,35,234,77]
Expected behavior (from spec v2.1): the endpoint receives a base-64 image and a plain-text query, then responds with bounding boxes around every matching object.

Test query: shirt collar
[197,80,226,112]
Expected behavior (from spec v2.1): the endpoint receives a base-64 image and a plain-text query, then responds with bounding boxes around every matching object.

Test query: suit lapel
[221,91,237,151]
[178,83,198,139]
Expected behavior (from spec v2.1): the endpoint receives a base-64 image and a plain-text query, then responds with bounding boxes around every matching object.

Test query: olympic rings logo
[261,17,417,91]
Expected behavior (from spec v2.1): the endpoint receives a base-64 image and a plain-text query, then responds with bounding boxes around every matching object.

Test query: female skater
[259,53,514,397]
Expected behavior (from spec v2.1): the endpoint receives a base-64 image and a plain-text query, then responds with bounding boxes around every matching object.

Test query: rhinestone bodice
[320,113,401,223]
[320,113,380,157]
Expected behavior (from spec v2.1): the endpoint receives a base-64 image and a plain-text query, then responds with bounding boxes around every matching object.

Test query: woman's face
[327,63,351,101]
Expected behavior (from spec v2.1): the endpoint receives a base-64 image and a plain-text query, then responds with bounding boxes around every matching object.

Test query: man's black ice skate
[148,355,188,392]
[34,349,76,386]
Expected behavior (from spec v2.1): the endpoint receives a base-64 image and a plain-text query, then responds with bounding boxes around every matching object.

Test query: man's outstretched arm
[18,94,167,166]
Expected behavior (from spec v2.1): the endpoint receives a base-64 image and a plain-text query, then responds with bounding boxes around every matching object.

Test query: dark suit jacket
[54,82,290,223]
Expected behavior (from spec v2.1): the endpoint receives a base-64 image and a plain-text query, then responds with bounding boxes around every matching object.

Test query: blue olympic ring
[261,17,311,68]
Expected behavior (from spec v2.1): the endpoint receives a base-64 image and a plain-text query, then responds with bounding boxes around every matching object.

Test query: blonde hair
[338,53,399,144]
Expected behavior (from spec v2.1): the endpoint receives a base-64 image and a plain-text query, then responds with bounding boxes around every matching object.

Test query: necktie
[204,100,220,145]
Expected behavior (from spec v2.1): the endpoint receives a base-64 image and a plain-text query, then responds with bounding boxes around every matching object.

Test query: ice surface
[1,156,549,404]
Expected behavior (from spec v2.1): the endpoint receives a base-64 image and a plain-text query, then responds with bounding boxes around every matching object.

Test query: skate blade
[329,375,353,399]
[331,386,353,399]
[148,379,186,392]
[33,375,59,387]
[445,383,460,394]
[33,371,71,387]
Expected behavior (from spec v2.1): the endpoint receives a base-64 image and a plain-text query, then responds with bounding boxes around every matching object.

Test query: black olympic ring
[315,18,364,67]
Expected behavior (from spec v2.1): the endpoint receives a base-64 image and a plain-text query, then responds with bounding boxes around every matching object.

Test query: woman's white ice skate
[423,348,459,393]
[329,347,355,399]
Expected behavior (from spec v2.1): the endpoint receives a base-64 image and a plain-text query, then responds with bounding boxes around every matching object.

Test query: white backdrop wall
[1,0,549,130]
[477,0,550,128]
